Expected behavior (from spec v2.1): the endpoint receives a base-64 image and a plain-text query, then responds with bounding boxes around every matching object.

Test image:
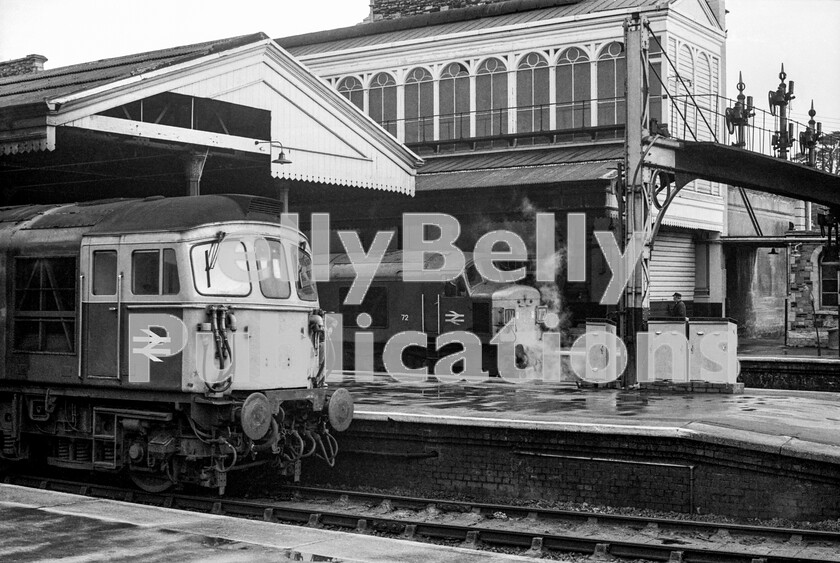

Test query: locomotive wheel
[129,470,173,493]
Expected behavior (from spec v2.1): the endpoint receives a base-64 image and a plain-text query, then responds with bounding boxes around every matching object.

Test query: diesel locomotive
[0,195,353,494]
[319,251,547,376]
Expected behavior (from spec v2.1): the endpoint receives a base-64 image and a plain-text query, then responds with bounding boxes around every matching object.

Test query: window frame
[295,245,318,302]
[404,67,434,143]
[596,41,626,126]
[439,62,471,140]
[337,76,364,110]
[92,249,118,296]
[819,252,839,310]
[12,255,77,355]
[476,57,508,137]
[516,51,550,133]
[258,238,292,300]
[369,72,398,136]
[131,247,180,296]
[190,240,252,298]
[556,47,591,130]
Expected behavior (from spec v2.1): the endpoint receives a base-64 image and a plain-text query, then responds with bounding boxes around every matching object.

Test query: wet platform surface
[0,484,535,563]
[331,376,840,463]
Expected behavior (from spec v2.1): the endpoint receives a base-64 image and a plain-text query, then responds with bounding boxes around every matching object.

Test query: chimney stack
[369,0,499,22]
[0,54,48,78]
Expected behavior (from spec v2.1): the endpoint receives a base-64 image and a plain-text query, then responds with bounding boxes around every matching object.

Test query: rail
[5,474,839,562]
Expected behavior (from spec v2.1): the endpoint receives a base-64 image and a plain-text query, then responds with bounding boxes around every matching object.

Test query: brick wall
[370,0,501,20]
[0,54,47,78]
[301,418,840,521]
[789,238,838,338]
[739,358,840,391]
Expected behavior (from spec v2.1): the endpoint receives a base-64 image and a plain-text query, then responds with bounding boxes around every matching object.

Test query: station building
[2,0,825,340]
[278,0,730,324]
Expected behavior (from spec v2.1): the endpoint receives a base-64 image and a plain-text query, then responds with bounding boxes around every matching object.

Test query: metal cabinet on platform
[583,319,619,383]
[688,318,739,383]
[638,318,689,383]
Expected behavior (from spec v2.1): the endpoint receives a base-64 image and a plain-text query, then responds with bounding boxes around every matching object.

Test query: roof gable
[0,33,269,109]
[0,34,420,195]
[672,0,719,30]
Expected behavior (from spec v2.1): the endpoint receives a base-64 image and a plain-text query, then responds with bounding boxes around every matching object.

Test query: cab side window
[133,250,159,295]
[92,250,117,295]
[296,247,318,302]
[132,249,179,296]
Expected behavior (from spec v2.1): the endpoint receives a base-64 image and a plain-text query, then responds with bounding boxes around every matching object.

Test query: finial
[737,71,745,92]
[809,100,816,119]
[779,63,786,81]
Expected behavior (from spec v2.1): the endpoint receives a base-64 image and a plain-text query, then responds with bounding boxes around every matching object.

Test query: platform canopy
[0,33,420,200]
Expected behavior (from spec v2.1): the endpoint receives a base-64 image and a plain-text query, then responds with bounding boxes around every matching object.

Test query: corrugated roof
[280,0,669,56]
[417,161,617,191]
[416,144,620,191]
[0,33,269,108]
[418,143,622,173]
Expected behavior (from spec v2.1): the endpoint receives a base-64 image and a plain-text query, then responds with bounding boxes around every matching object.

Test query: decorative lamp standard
[799,101,823,167]
[768,64,795,159]
[725,72,754,148]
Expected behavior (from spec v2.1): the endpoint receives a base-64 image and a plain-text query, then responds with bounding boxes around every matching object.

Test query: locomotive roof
[328,250,475,280]
[0,194,289,237]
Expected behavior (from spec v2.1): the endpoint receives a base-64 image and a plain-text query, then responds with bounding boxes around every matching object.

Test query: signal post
[621,13,652,385]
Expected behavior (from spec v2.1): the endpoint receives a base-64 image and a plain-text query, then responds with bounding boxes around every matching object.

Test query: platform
[311,376,840,520]
[331,376,840,464]
[0,483,535,563]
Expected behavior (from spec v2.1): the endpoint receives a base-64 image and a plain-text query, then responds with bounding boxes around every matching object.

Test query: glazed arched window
[556,47,591,129]
[516,52,550,133]
[648,35,664,132]
[439,63,470,140]
[404,67,434,143]
[596,42,626,126]
[337,76,364,111]
[670,44,696,138]
[695,53,713,140]
[476,58,508,136]
[369,72,397,136]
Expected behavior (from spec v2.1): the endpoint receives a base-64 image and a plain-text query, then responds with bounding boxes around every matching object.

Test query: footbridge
[646,139,840,209]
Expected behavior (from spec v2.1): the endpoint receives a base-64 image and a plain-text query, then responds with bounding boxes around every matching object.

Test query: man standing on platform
[669,292,687,319]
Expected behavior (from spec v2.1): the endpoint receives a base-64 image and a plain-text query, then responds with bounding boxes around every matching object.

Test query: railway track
[284,485,840,548]
[4,474,839,562]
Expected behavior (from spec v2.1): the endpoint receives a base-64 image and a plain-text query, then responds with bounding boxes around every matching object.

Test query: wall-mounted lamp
[254,140,292,165]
